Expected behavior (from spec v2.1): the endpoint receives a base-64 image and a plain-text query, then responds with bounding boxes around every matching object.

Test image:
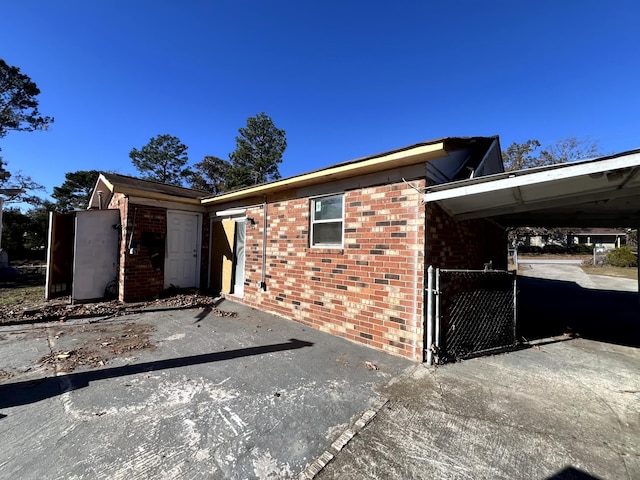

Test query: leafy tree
[189,155,231,194]
[0,201,51,260]
[0,59,51,205]
[227,113,286,190]
[538,137,600,166]
[0,58,54,138]
[501,139,541,171]
[1,207,30,257]
[129,134,190,186]
[502,137,601,172]
[52,170,100,212]
[24,199,54,252]
[0,158,44,205]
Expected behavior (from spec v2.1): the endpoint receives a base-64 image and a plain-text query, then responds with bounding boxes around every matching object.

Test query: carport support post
[425,265,434,365]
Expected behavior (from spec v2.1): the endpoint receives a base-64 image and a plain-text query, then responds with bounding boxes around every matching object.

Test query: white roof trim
[422,149,640,227]
[423,150,640,203]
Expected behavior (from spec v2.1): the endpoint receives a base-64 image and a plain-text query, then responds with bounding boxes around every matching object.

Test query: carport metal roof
[423,149,640,228]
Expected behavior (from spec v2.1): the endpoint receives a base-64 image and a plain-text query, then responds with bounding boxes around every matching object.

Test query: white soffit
[423,149,640,227]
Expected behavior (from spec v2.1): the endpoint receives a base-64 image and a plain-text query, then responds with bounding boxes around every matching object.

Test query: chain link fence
[428,269,517,364]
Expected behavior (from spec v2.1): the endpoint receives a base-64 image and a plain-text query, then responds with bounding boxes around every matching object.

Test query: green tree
[0,157,44,205]
[189,155,230,194]
[502,137,601,172]
[24,199,54,251]
[1,207,30,258]
[129,134,190,186]
[0,201,51,260]
[52,170,100,212]
[0,59,54,138]
[227,113,286,190]
[0,59,52,204]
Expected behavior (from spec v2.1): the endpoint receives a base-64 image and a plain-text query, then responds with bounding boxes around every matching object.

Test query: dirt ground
[0,270,239,372]
[35,322,157,373]
[0,269,236,326]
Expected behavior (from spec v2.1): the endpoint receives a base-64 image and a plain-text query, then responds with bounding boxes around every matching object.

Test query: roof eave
[202,141,447,205]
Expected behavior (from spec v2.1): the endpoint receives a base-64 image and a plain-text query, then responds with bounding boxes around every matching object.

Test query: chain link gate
[425,267,517,364]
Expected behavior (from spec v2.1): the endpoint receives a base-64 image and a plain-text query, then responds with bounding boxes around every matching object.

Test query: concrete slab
[517,263,639,347]
[0,300,411,479]
[316,338,640,480]
[519,262,637,292]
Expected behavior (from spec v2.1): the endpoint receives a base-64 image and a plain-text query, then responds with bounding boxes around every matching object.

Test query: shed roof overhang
[423,149,640,228]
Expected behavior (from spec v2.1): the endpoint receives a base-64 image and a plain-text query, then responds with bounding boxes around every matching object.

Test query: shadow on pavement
[0,338,313,410]
[546,466,603,479]
[518,276,639,348]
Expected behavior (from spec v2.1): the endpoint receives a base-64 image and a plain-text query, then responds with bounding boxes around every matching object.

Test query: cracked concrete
[316,338,640,480]
[316,263,640,480]
[0,299,411,479]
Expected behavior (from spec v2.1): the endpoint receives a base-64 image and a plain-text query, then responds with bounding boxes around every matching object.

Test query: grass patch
[0,272,46,308]
[0,284,45,307]
[581,265,638,281]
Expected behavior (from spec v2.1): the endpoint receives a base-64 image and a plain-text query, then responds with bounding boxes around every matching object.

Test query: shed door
[45,212,75,299]
[72,210,120,301]
[165,211,200,288]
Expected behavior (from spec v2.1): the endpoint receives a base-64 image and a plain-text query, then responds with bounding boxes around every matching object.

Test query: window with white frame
[310,194,344,247]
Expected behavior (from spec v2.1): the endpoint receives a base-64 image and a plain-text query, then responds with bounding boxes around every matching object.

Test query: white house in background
[567,228,627,250]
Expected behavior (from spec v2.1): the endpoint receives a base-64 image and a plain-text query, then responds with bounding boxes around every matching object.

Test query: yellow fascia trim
[117,186,202,205]
[101,175,115,193]
[201,142,445,205]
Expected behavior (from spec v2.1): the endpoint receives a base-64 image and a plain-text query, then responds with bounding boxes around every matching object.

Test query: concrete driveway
[316,263,640,479]
[316,338,640,480]
[0,300,411,479]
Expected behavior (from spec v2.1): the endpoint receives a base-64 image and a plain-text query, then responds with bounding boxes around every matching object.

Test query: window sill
[305,247,344,255]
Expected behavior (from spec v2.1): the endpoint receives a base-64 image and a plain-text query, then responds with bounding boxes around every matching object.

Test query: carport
[422,149,640,357]
[423,148,640,294]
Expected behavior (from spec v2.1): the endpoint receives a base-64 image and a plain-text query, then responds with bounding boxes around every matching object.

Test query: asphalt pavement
[1,264,638,480]
[0,301,411,480]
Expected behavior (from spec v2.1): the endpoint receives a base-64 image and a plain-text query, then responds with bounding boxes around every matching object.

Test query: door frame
[209,209,247,296]
[165,210,203,289]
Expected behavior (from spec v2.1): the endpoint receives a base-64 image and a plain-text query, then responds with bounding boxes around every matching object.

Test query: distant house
[567,228,627,250]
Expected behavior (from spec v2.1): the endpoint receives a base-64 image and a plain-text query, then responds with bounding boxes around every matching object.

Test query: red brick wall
[108,195,209,302]
[119,202,167,302]
[425,202,507,270]
[227,181,426,361]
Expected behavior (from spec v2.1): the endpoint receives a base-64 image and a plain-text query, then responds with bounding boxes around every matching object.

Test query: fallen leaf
[364,361,378,371]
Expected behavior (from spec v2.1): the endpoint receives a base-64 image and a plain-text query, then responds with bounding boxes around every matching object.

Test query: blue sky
[2,1,640,205]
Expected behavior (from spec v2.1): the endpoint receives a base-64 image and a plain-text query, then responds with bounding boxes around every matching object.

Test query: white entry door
[165,211,200,288]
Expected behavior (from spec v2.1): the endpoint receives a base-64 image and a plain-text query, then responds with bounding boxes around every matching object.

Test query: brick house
[87,136,506,361]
